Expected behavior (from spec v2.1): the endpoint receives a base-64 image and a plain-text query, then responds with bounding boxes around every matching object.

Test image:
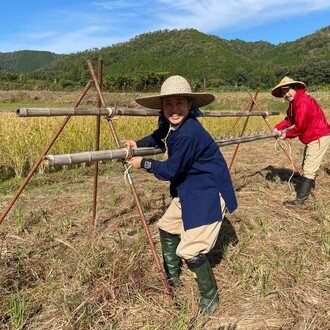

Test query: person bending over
[272,76,329,206]
[125,75,237,315]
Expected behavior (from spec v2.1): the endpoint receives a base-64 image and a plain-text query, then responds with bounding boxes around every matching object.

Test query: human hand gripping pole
[123,140,143,169]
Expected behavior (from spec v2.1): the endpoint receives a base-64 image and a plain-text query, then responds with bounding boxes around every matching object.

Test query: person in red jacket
[272,76,330,206]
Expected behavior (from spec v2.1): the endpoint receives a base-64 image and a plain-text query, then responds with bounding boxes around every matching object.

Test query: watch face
[144,161,152,169]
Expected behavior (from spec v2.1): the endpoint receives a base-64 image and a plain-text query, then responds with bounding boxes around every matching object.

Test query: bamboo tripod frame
[0,58,172,297]
[226,90,302,175]
[0,58,303,297]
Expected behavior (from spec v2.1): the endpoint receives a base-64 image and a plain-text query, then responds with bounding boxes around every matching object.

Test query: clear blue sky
[0,1,329,54]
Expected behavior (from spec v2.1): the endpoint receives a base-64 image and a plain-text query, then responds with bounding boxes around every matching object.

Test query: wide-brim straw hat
[135,75,215,109]
[271,76,306,97]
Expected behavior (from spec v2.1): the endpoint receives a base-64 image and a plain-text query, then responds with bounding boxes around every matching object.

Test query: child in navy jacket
[126,75,237,315]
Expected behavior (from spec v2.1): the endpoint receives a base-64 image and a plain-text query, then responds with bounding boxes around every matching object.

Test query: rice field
[0,90,328,180]
[1,89,323,180]
[0,89,329,329]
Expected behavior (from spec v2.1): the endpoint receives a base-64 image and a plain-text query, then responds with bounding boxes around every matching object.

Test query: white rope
[161,126,175,161]
[124,165,133,185]
[106,107,115,118]
[123,147,130,160]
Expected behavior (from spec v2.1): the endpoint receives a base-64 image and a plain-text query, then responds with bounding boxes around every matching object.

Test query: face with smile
[162,95,192,125]
[281,86,296,102]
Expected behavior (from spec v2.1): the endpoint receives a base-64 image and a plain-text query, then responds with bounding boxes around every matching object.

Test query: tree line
[0,27,329,92]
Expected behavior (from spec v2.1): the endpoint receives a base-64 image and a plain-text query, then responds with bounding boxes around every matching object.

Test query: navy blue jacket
[137,113,237,230]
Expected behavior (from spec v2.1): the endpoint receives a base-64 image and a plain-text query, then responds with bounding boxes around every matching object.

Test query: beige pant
[303,135,330,179]
[157,196,226,259]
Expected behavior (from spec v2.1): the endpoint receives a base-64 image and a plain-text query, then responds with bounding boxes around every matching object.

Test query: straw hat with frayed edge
[135,75,215,109]
[271,76,306,98]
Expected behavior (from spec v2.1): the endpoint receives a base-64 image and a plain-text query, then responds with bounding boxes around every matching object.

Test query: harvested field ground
[0,90,329,329]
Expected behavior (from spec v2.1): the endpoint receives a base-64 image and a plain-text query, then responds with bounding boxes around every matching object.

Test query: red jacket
[275,89,330,144]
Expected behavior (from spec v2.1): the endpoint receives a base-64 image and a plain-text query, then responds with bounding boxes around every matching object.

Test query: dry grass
[0,90,329,329]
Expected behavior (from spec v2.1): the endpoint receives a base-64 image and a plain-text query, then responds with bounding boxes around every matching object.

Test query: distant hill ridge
[0,26,329,90]
[0,50,60,73]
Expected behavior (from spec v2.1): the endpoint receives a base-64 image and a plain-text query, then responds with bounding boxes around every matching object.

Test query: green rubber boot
[186,254,219,315]
[159,229,183,287]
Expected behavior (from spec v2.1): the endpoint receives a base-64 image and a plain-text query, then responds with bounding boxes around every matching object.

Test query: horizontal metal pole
[17,107,279,118]
[44,131,280,166]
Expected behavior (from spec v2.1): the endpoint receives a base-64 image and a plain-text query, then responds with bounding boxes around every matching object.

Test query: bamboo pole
[86,60,173,298]
[0,80,93,225]
[229,90,259,171]
[44,132,280,166]
[218,131,280,146]
[17,107,279,118]
[92,58,103,224]
[222,94,255,138]
[45,147,164,166]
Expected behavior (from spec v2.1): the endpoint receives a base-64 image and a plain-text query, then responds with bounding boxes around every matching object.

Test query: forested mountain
[259,27,329,85]
[0,50,60,73]
[0,26,329,91]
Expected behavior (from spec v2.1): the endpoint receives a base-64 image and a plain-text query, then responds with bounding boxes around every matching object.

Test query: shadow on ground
[263,165,301,186]
[208,217,239,267]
